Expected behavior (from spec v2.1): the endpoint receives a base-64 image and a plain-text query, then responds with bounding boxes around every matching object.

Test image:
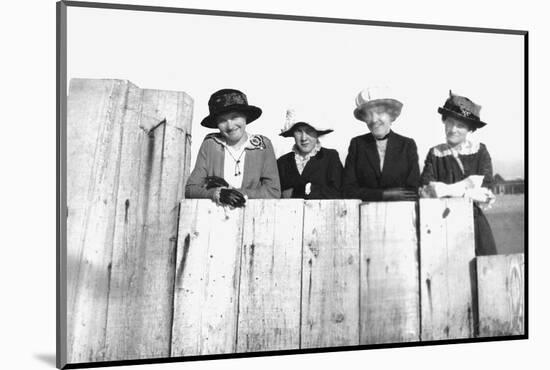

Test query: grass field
[483,194,525,254]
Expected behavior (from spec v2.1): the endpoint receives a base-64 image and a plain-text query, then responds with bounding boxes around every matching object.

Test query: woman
[343,87,420,201]
[277,108,343,199]
[185,88,281,207]
[420,91,497,255]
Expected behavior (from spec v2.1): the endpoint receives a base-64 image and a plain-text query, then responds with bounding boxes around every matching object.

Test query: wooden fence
[65,78,524,365]
[67,198,525,364]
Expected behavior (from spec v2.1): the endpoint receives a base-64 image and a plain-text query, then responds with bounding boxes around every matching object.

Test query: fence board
[360,202,420,344]
[477,254,524,337]
[419,198,477,341]
[301,200,361,348]
[237,200,303,352]
[67,79,133,363]
[104,89,193,360]
[171,200,244,356]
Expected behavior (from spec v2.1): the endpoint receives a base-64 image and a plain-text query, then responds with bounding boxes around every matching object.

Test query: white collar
[292,142,322,160]
[432,140,480,157]
[207,132,267,151]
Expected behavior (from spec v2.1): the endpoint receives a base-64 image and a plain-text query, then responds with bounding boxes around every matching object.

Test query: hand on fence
[464,187,496,210]
[382,187,419,201]
[204,176,230,189]
[219,188,246,208]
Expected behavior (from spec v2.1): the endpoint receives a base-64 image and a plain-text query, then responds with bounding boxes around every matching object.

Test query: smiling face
[363,104,395,139]
[444,116,471,146]
[292,123,319,155]
[216,111,248,146]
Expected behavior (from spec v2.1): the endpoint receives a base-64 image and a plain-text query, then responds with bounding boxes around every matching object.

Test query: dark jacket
[342,131,420,201]
[277,147,343,199]
[420,141,497,256]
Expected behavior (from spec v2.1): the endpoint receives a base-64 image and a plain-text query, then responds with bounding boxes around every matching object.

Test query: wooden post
[171,200,244,356]
[67,79,136,363]
[360,201,420,344]
[419,198,477,341]
[66,79,193,363]
[236,199,303,352]
[477,253,524,337]
[301,200,361,348]
[104,89,193,361]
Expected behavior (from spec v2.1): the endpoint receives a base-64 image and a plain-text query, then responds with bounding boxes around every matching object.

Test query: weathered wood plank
[171,200,244,356]
[360,201,420,344]
[477,253,524,337]
[104,89,193,360]
[237,199,303,352]
[419,198,477,341]
[301,200,361,348]
[67,79,133,363]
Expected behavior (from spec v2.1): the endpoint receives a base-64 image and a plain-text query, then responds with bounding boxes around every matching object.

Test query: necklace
[225,147,246,176]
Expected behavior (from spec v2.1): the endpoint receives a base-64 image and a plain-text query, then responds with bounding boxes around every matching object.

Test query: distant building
[492,174,524,194]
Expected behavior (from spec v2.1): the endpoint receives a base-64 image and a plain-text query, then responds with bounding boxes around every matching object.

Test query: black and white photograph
[57,1,528,368]
[5,0,549,370]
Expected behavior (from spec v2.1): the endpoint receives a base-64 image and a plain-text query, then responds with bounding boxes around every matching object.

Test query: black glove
[219,188,246,208]
[382,187,418,201]
[204,176,229,189]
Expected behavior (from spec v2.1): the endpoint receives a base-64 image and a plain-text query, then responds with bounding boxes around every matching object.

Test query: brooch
[247,135,266,150]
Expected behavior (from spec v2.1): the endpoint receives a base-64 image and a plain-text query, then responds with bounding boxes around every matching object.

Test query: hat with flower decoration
[438,90,487,129]
[353,86,404,122]
[279,107,334,137]
[201,88,262,128]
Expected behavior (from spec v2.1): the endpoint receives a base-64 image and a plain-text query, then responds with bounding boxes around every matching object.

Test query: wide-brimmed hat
[353,86,403,122]
[438,90,487,129]
[279,107,334,137]
[200,89,262,128]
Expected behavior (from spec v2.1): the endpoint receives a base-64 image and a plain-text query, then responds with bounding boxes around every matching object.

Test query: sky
[67,7,525,179]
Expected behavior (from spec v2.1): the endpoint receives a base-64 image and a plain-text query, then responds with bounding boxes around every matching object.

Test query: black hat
[200,89,262,128]
[438,90,487,129]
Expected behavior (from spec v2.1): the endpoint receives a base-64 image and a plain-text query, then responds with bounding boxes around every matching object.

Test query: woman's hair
[441,114,477,132]
[359,104,400,123]
[291,122,320,137]
[386,107,400,122]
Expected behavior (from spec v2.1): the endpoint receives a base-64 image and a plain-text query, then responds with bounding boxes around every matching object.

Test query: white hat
[279,107,334,137]
[353,86,403,122]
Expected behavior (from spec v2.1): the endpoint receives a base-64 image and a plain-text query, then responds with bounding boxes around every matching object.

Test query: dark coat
[421,142,497,256]
[342,131,420,201]
[277,147,343,199]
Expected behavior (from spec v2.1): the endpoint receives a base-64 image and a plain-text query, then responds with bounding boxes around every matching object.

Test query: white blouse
[376,138,388,171]
[222,142,247,189]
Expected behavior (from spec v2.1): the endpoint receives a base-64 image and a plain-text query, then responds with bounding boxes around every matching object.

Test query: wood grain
[66,79,193,363]
[360,201,420,344]
[301,200,361,348]
[171,200,244,356]
[237,199,303,352]
[477,253,524,337]
[104,89,193,360]
[67,79,133,363]
[419,198,477,341]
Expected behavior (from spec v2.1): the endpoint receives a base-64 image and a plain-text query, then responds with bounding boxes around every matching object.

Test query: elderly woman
[421,91,497,255]
[185,88,281,207]
[343,87,420,201]
[277,108,343,199]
